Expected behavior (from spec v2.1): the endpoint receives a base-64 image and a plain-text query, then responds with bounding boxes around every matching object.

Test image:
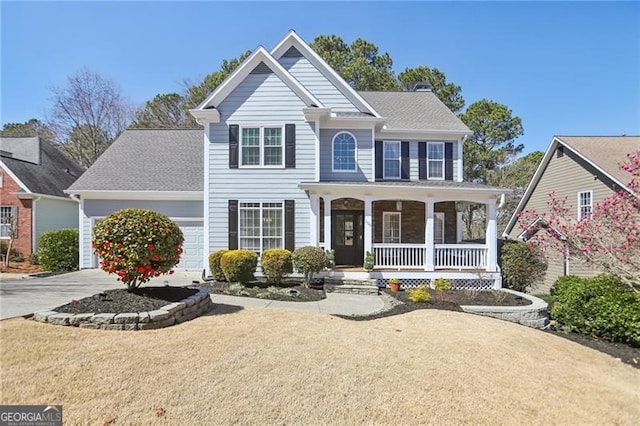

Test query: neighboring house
[0,137,85,256]
[67,30,509,288]
[503,135,640,293]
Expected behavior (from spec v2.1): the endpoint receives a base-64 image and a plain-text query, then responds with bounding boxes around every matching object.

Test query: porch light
[396,201,403,211]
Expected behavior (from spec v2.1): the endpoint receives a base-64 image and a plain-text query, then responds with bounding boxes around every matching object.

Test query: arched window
[332,131,357,172]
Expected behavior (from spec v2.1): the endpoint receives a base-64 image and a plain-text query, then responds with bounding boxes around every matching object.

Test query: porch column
[456,211,464,243]
[323,196,333,252]
[425,200,435,271]
[485,200,497,272]
[364,197,372,255]
[309,194,319,246]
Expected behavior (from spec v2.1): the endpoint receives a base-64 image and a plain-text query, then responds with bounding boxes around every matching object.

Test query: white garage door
[175,221,204,271]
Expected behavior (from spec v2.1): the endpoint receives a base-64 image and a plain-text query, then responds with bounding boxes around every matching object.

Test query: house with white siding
[67,30,510,289]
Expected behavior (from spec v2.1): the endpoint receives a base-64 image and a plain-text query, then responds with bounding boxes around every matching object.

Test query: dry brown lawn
[1,307,639,425]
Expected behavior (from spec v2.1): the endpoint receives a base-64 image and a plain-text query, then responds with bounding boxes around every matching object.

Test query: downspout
[31,195,41,254]
[69,194,82,269]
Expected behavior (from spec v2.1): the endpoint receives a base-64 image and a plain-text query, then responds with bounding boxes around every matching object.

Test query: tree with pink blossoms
[519,149,640,292]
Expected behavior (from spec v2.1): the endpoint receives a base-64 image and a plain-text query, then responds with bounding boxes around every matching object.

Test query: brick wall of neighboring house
[1,171,33,256]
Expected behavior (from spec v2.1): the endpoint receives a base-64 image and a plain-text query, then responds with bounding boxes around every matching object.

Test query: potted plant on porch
[389,277,401,292]
[363,251,374,272]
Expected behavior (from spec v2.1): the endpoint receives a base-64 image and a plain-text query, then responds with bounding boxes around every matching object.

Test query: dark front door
[332,210,364,266]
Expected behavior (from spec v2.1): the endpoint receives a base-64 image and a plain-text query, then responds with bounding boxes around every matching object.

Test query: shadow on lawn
[204,303,244,316]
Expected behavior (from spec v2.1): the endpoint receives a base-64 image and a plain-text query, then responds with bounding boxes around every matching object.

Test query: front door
[332,210,364,266]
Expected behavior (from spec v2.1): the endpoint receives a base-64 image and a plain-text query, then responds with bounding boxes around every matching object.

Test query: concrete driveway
[0,269,201,320]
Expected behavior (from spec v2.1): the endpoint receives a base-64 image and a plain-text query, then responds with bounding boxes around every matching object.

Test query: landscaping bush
[261,248,293,285]
[220,250,258,284]
[292,246,326,287]
[407,285,431,303]
[93,209,183,290]
[28,253,39,265]
[0,242,23,262]
[500,240,547,292]
[433,277,452,292]
[551,275,640,345]
[37,229,78,272]
[209,249,229,281]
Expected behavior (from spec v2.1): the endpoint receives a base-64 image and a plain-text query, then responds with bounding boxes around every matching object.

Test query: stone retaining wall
[460,289,549,329]
[33,288,213,330]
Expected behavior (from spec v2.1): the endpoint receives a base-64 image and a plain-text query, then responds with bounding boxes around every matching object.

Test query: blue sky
[1,1,638,155]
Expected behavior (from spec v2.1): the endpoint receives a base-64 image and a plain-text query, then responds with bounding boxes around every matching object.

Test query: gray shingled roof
[358,91,470,132]
[0,137,85,197]
[67,129,203,192]
[557,135,640,185]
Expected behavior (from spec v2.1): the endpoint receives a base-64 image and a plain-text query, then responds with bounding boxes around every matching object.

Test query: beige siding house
[504,135,640,293]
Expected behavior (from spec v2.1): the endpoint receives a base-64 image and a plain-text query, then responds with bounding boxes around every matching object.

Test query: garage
[175,220,204,271]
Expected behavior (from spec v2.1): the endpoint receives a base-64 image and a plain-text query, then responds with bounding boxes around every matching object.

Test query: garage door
[175,221,204,271]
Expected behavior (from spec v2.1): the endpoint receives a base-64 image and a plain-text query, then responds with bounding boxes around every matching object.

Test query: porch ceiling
[299,181,510,202]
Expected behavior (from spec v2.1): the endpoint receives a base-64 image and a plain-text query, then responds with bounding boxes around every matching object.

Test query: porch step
[324,277,379,296]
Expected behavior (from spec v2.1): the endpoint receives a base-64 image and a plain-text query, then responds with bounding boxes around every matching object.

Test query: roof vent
[412,82,432,92]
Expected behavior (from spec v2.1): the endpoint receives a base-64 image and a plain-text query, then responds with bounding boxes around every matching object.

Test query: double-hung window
[578,191,592,220]
[0,206,16,239]
[241,126,283,167]
[383,141,401,179]
[239,202,283,254]
[434,213,445,244]
[382,212,401,243]
[428,142,445,179]
[332,131,357,172]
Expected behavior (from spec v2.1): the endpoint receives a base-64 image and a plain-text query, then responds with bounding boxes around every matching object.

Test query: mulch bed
[53,286,199,314]
[201,278,325,302]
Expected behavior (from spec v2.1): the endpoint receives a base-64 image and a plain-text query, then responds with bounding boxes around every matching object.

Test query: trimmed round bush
[261,248,293,285]
[37,229,79,272]
[292,246,326,287]
[500,240,547,292]
[433,278,452,292]
[220,250,258,284]
[92,209,184,290]
[209,249,229,281]
[407,285,431,303]
[551,275,640,345]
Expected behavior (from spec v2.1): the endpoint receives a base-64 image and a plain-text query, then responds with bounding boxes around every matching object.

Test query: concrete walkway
[0,269,385,320]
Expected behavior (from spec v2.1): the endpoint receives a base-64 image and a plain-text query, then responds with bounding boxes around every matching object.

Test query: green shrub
[433,278,452,292]
[292,246,326,287]
[0,241,23,262]
[261,248,293,285]
[551,275,640,345]
[209,250,229,281]
[38,229,79,272]
[325,250,335,269]
[500,240,547,292]
[407,285,431,303]
[220,250,258,284]
[28,253,39,265]
[93,209,183,290]
[363,251,374,271]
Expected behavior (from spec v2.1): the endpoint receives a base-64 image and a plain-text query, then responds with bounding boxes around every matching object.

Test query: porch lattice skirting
[377,278,496,291]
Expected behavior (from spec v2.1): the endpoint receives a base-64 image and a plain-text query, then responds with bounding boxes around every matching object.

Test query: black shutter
[375,140,383,180]
[445,142,454,181]
[401,141,410,180]
[285,124,296,168]
[228,200,238,249]
[229,125,239,169]
[284,200,295,251]
[418,142,427,180]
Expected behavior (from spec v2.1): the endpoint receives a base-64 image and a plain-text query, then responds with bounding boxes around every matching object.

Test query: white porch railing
[434,244,487,270]
[374,244,426,269]
[372,243,488,270]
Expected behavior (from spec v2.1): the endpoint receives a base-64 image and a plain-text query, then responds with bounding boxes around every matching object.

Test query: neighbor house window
[241,126,283,167]
[332,131,357,171]
[578,191,592,220]
[428,142,445,179]
[383,212,401,243]
[383,141,401,179]
[434,212,445,244]
[0,206,16,239]
[239,202,283,253]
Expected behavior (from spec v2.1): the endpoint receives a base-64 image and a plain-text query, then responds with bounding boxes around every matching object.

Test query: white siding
[279,56,359,112]
[320,129,373,181]
[34,198,78,250]
[209,72,315,254]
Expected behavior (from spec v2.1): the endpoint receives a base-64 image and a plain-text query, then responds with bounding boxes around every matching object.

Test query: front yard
[1,308,638,424]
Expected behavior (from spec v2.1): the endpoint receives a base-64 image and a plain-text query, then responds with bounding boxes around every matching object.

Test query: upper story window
[241,126,283,167]
[332,131,357,172]
[428,142,445,179]
[383,141,401,179]
[578,190,592,220]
